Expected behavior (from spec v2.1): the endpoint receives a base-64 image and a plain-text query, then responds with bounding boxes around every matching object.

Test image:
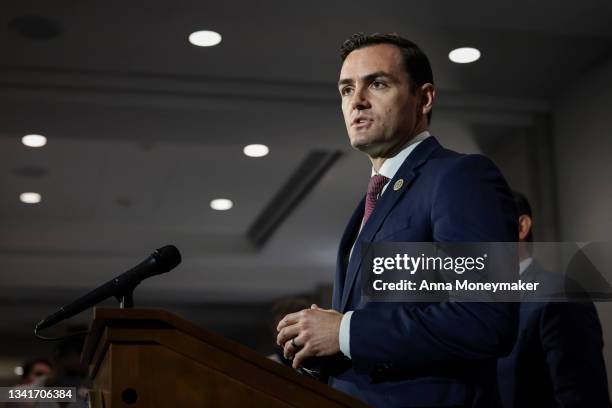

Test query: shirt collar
[371,131,431,179]
[519,257,533,275]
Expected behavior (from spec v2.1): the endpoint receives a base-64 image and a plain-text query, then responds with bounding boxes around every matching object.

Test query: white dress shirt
[519,257,533,275]
[339,131,431,358]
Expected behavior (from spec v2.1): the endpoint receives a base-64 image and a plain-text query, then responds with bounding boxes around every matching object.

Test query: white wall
[553,55,612,391]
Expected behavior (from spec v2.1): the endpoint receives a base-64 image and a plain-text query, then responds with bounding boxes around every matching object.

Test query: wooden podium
[82,308,368,407]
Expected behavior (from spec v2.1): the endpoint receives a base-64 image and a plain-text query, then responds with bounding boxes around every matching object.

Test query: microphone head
[153,245,182,271]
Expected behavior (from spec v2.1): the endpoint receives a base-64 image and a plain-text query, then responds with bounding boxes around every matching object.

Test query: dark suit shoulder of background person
[498,260,611,408]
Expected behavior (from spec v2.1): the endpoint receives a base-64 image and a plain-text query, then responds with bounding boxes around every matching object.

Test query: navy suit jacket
[497,261,611,408]
[329,136,519,407]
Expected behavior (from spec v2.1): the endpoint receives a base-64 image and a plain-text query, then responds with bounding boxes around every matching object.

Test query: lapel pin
[393,179,404,191]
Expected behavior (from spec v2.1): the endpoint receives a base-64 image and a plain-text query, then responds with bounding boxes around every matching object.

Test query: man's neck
[370,156,387,173]
[369,125,429,171]
[370,128,429,172]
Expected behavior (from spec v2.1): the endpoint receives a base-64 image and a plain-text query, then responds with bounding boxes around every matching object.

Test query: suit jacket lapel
[339,137,442,312]
[332,196,365,311]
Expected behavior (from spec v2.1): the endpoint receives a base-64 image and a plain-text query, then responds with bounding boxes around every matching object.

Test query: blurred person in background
[1,358,52,408]
[497,190,611,407]
[19,358,52,386]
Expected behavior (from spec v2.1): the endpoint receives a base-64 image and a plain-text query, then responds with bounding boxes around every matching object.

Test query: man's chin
[349,135,374,150]
[350,140,371,152]
[350,140,382,157]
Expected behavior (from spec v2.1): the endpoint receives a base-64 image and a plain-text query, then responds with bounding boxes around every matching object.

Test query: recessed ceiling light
[20,192,41,204]
[448,47,481,64]
[188,30,222,47]
[243,144,269,158]
[210,198,233,211]
[22,134,47,147]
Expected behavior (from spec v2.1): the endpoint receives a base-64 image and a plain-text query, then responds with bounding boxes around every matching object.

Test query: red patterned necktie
[363,174,389,224]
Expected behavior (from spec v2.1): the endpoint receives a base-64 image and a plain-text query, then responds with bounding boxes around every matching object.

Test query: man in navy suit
[497,191,611,408]
[277,33,519,407]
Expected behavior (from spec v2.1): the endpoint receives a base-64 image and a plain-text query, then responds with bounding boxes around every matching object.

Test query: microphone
[35,245,181,333]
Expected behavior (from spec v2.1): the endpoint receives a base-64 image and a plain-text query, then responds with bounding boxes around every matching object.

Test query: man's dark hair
[340,32,434,123]
[512,190,534,243]
[22,357,52,379]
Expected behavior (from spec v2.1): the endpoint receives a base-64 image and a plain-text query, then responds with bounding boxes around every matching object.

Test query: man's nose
[350,86,371,111]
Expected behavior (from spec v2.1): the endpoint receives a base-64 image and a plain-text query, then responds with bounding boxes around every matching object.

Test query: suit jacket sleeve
[349,155,519,374]
[540,302,611,407]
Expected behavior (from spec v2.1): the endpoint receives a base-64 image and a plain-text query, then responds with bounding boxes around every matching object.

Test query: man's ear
[419,83,435,117]
[518,214,532,241]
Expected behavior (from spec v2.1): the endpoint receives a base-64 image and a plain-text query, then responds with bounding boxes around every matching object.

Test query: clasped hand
[276,304,343,369]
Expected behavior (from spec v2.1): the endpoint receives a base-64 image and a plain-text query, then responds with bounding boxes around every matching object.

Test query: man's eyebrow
[338,77,353,87]
[337,71,394,87]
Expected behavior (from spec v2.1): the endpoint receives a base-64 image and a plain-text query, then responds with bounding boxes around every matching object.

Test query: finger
[283,338,300,360]
[284,332,307,359]
[276,324,300,346]
[277,310,303,331]
[292,346,312,369]
[283,340,291,359]
[284,332,307,360]
[277,324,298,346]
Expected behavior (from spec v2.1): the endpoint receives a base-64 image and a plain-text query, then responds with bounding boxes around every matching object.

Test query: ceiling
[0,0,611,371]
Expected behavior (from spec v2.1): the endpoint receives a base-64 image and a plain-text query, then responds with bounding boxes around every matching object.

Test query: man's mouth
[351,117,374,129]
